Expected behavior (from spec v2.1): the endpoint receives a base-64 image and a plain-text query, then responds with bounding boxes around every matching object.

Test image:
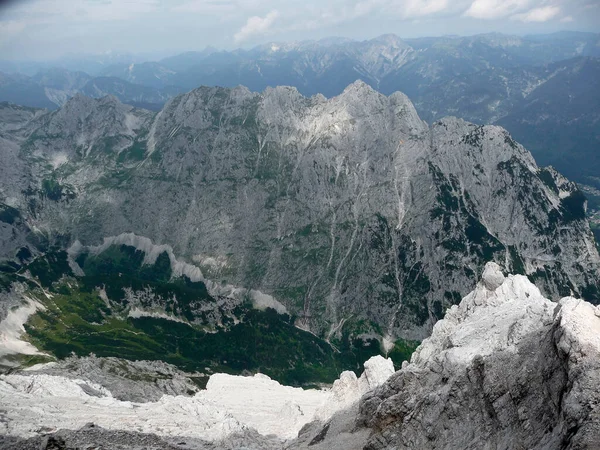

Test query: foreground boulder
[294,262,600,449]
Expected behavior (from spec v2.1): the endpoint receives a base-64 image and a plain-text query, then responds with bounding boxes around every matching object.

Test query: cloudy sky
[0,0,598,60]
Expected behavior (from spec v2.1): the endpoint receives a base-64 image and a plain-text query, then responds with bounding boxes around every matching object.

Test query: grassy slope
[9,246,418,385]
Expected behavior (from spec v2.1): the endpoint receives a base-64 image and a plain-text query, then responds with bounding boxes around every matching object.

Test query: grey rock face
[292,263,600,450]
[353,264,600,450]
[1,83,598,340]
[24,355,205,402]
[481,262,505,290]
[0,424,283,450]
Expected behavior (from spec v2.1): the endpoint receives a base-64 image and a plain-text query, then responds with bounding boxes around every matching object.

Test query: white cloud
[234,10,279,43]
[345,0,451,20]
[0,20,27,35]
[403,0,450,18]
[281,0,456,34]
[6,0,160,23]
[173,0,236,13]
[464,0,530,19]
[560,15,574,22]
[512,5,560,22]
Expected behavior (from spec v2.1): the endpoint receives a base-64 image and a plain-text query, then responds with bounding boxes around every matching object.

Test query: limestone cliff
[0,83,598,340]
[294,262,600,449]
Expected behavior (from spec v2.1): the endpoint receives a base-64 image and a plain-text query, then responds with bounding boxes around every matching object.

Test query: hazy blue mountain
[0,31,598,185]
[0,70,183,111]
[158,32,600,97]
[99,62,177,89]
[497,57,600,186]
[159,47,218,72]
[31,68,92,91]
[0,72,57,109]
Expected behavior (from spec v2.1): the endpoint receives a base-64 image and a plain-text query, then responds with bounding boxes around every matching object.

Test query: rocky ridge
[0,82,598,342]
[0,355,394,448]
[294,262,600,449]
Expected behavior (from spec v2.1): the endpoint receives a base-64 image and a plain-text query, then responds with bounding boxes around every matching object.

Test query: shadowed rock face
[0,424,284,450]
[0,83,599,340]
[294,262,600,450]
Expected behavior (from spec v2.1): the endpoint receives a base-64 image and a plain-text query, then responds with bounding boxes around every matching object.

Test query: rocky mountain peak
[1,83,598,343]
[294,264,600,450]
[57,93,131,121]
[339,79,376,96]
[20,94,152,163]
[371,34,410,48]
[481,261,505,290]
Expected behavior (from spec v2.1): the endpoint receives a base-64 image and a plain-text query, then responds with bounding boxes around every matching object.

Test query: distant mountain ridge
[0,31,598,186]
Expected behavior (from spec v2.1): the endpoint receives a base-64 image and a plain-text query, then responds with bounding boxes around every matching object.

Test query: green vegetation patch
[26,249,73,288]
[19,244,421,386]
[78,245,212,321]
[0,204,21,224]
[24,279,368,385]
[0,353,56,371]
[117,140,147,163]
[560,190,587,222]
[388,339,420,370]
[508,246,526,275]
[41,178,76,202]
[537,168,559,194]
[329,317,385,374]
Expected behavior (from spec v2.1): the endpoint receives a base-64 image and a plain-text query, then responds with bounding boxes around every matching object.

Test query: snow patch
[0,356,394,441]
[382,335,395,355]
[315,355,394,421]
[123,112,142,135]
[559,189,571,199]
[146,109,163,156]
[0,373,241,440]
[202,373,325,439]
[0,298,46,359]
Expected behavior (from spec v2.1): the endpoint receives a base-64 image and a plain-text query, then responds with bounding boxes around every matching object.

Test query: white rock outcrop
[315,355,394,421]
[293,262,600,450]
[0,355,393,443]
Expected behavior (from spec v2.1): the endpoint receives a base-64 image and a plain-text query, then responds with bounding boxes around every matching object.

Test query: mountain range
[0,82,598,357]
[1,31,599,189]
[1,29,599,450]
